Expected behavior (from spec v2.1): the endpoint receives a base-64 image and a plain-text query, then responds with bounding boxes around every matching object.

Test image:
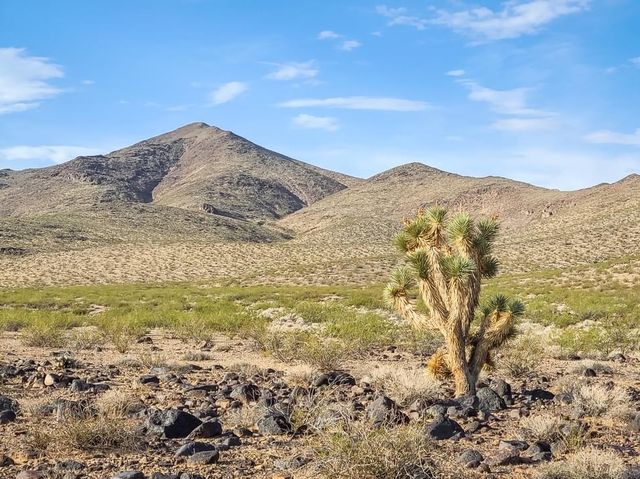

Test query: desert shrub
[536,447,626,479]
[258,331,349,371]
[95,390,141,418]
[69,328,106,350]
[552,328,604,358]
[368,366,442,407]
[57,416,139,451]
[96,316,148,353]
[290,389,354,433]
[21,320,66,347]
[310,421,443,479]
[572,383,632,419]
[499,335,546,377]
[553,316,640,358]
[518,414,565,442]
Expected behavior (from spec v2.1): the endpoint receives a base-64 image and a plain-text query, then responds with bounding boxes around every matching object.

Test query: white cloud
[376,5,427,30]
[82,80,95,85]
[491,117,557,131]
[631,57,640,67]
[584,128,640,146]
[292,114,339,131]
[0,145,102,165]
[278,96,429,111]
[0,47,64,114]
[433,0,590,41]
[339,40,362,51]
[266,61,318,81]
[446,69,466,77]
[318,30,342,40]
[460,80,551,116]
[208,81,247,105]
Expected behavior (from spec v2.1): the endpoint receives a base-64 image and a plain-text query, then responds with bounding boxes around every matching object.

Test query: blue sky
[1,0,639,189]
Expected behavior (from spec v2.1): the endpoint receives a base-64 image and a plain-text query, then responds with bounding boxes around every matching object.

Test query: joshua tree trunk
[385,207,524,396]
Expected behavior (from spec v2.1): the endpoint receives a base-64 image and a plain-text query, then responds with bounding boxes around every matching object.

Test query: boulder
[144,409,202,438]
[257,412,292,435]
[366,395,408,426]
[477,387,506,412]
[425,415,464,440]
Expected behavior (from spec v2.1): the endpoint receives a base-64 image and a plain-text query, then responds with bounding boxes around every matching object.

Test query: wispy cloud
[339,40,362,51]
[491,117,558,131]
[446,69,465,77]
[265,61,318,81]
[631,57,640,67]
[460,80,551,116]
[433,0,590,41]
[0,145,102,165]
[208,81,247,105]
[317,30,362,51]
[376,5,427,30]
[278,96,429,111]
[317,30,342,40]
[584,128,640,146]
[292,114,339,131]
[0,47,64,114]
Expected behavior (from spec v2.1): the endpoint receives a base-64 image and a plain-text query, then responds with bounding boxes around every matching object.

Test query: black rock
[144,409,202,438]
[111,472,145,479]
[499,440,529,451]
[188,450,220,465]
[187,420,223,439]
[486,450,522,466]
[491,379,513,403]
[522,388,555,402]
[139,375,160,385]
[425,415,464,440]
[530,451,553,462]
[257,412,292,435]
[583,368,597,377]
[0,410,16,424]
[426,404,448,417]
[454,395,479,410]
[174,442,216,458]
[312,371,356,387]
[150,474,180,479]
[457,449,484,465]
[230,383,261,403]
[217,434,241,448]
[477,387,506,412]
[525,441,551,456]
[366,395,409,426]
[0,395,18,413]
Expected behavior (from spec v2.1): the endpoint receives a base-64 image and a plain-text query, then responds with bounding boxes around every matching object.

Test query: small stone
[425,415,464,440]
[112,472,145,479]
[0,455,14,467]
[187,420,223,439]
[486,449,522,466]
[139,375,160,385]
[583,368,597,377]
[229,384,261,403]
[16,472,45,479]
[188,450,220,464]
[44,373,60,386]
[312,371,356,387]
[499,440,529,452]
[477,387,506,412]
[522,388,554,402]
[0,410,16,424]
[366,395,408,426]
[175,442,216,457]
[457,449,484,465]
[257,412,292,435]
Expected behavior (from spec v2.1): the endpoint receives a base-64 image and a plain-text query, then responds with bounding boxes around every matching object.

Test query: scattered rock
[229,383,261,403]
[187,420,223,439]
[139,375,160,385]
[486,449,522,466]
[583,368,597,377]
[16,472,45,479]
[457,449,484,466]
[0,410,16,424]
[188,450,220,464]
[0,395,19,412]
[477,387,506,412]
[112,472,145,479]
[144,409,202,438]
[312,371,356,387]
[366,395,408,426]
[257,412,292,435]
[425,415,464,440]
[175,442,217,458]
[522,388,555,402]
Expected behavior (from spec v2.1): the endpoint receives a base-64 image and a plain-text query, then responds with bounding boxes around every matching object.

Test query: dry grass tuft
[308,420,445,479]
[518,413,565,442]
[572,383,632,419]
[368,365,442,407]
[536,447,626,479]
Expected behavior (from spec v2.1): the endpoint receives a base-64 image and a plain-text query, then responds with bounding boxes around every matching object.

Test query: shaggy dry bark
[385,206,524,396]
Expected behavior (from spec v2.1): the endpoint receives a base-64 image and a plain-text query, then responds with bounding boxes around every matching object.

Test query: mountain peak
[368,162,448,182]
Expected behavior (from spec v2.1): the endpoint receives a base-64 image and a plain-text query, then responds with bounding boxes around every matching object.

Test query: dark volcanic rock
[366,395,409,426]
[144,409,202,438]
[188,450,220,464]
[0,410,16,424]
[312,371,356,387]
[257,412,292,435]
[425,415,464,440]
[477,387,506,412]
[0,394,18,413]
[174,442,217,458]
[187,420,223,439]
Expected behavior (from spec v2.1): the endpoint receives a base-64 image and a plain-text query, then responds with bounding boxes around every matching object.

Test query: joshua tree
[384,206,524,396]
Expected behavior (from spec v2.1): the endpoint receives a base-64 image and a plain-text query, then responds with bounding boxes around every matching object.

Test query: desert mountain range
[1,122,638,286]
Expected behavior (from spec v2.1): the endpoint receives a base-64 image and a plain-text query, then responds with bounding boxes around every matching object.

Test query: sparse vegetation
[536,447,626,479]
